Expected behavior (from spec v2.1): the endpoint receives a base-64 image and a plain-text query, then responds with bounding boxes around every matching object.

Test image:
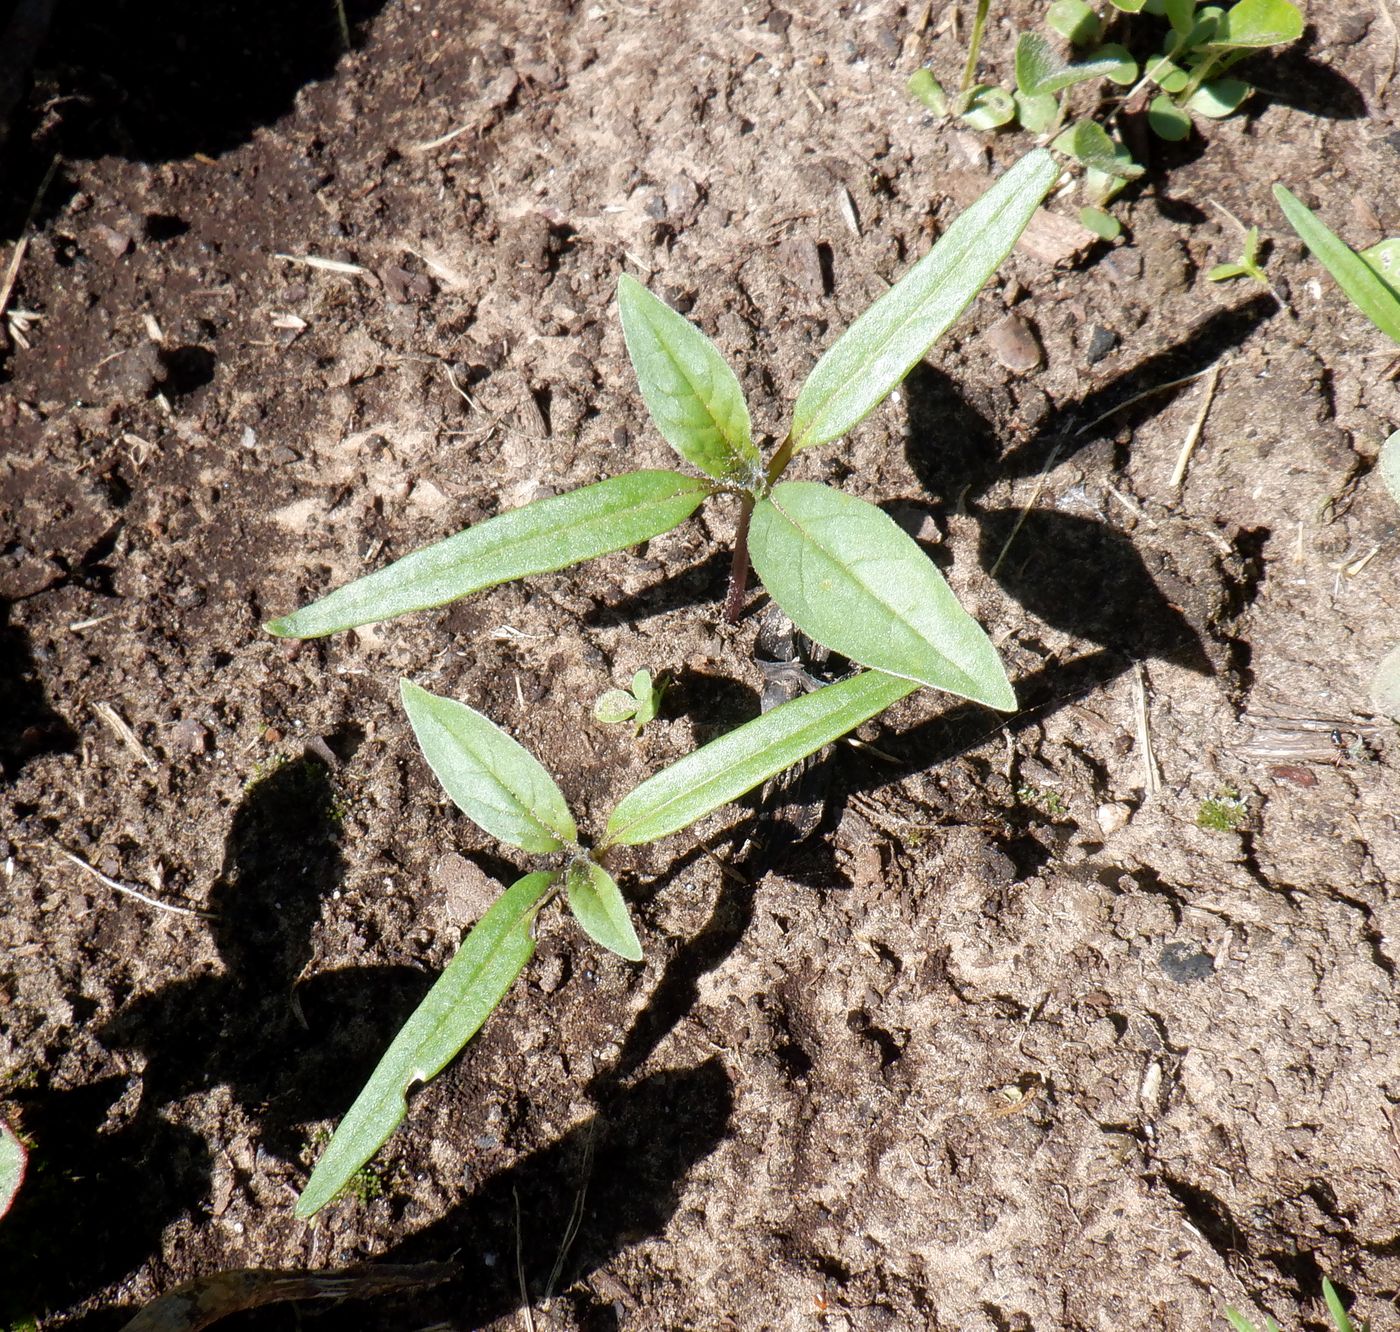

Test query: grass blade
[618,274,761,484]
[401,680,577,853]
[266,470,711,639]
[565,859,643,961]
[295,871,554,1218]
[789,149,1058,452]
[603,670,917,847]
[748,482,1016,709]
[1274,185,1400,344]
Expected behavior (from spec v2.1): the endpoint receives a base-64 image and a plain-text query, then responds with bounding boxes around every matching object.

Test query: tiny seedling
[1224,1275,1367,1332]
[0,1112,24,1224]
[1197,787,1247,832]
[594,668,667,734]
[1274,186,1400,346]
[268,150,1059,713]
[1208,223,1267,286]
[296,667,918,1215]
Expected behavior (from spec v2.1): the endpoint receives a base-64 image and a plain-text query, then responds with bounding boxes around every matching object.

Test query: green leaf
[789,149,1058,452]
[1214,0,1303,47]
[1208,262,1248,281]
[296,871,553,1218]
[1186,76,1250,116]
[1046,0,1104,45]
[1146,54,1190,91]
[748,482,1016,708]
[1322,1278,1356,1332]
[1163,0,1196,34]
[960,84,1016,129]
[0,1114,25,1220]
[566,859,642,961]
[1080,207,1122,240]
[1274,186,1400,344]
[1361,238,1400,299]
[1053,121,1145,179]
[907,68,948,115]
[604,670,917,847]
[617,274,760,484]
[1015,32,1129,96]
[267,471,710,639]
[630,668,663,726]
[594,689,640,724]
[1109,0,1148,9]
[1380,429,1400,509]
[1148,94,1193,140]
[401,679,576,853]
[1014,90,1061,134]
[1092,43,1140,85]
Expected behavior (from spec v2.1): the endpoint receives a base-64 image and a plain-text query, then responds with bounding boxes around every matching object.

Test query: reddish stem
[724,495,755,624]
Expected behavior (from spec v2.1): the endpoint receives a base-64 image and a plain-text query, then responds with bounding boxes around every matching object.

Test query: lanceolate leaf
[603,670,917,847]
[748,482,1016,709]
[1015,32,1127,97]
[565,859,643,962]
[789,149,1058,452]
[401,680,577,853]
[1274,186,1400,345]
[0,1114,25,1220]
[296,872,554,1218]
[617,274,760,484]
[266,471,711,639]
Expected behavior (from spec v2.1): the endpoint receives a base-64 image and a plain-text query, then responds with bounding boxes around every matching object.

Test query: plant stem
[724,495,755,624]
[960,0,992,96]
[765,434,795,486]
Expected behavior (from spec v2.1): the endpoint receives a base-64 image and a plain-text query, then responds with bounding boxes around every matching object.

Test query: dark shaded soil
[3,2,1400,1328]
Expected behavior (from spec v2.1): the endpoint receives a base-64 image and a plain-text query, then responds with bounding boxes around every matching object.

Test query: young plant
[594,667,667,734]
[297,667,917,1215]
[1208,222,1267,285]
[1224,1276,1367,1332]
[1273,186,1400,345]
[268,149,1059,713]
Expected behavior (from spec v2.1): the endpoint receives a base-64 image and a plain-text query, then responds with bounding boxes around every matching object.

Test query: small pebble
[1085,325,1118,365]
[986,313,1043,373]
[1095,802,1131,836]
[1159,941,1215,983]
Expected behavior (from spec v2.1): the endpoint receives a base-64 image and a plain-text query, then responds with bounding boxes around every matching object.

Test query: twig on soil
[1132,663,1161,798]
[1073,362,1220,440]
[989,443,1062,577]
[1169,361,1223,494]
[53,846,215,920]
[544,1128,594,1301]
[514,1187,536,1332]
[92,700,155,768]
[403,243,472,291]
[273,253,373,279]
[409,122,476,153]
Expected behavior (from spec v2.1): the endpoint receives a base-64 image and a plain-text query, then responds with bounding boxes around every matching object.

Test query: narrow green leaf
[1080,207,1122,241]
[1148,94,1193,140]
[1208,262,1248,282]
[0,1115,25,1220]
[1046,0,1104,45]
[1214,0,1303,47]
[789,149,1058,452]
[604,670,917,847]
[1186,76,1250,117]
[1322,1278,1356,1332]
[1380,430,1400,509]
[1015,32,1128,97]
[960,84,1016,130]
[295,871,553,1218]
[907,68,949,115]
[1053,121,1145,179]
[1274,186,1400,344]
[401,679,576,853]
[566,859,643,962]
[617,275,760,484]
[266,471,710,639]
[748,482,1016,709]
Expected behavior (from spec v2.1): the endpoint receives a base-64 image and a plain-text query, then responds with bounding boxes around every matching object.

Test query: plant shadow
[0,598,75,782]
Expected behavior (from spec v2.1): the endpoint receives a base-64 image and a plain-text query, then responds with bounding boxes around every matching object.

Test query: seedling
[594,667,667,734]
[1208,224,1267,286]
[1224,1276,1367,1332]
[0,1113,24,1224]
[1197,787,1247,832]
[268,150,1059,713]
[297,667,918,1215]
[909,0,1303,232]
[1273,186,1400,345]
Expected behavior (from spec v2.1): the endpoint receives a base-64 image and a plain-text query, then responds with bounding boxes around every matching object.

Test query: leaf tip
[264,615,295,638]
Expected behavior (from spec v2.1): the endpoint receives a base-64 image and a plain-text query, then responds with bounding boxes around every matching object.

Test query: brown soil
[2,2,1399,1329]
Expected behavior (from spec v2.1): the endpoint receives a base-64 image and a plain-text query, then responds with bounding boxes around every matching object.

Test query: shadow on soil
[0,598,75,781]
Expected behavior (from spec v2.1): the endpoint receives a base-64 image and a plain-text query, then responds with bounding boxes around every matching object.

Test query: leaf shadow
[0,598,76,782]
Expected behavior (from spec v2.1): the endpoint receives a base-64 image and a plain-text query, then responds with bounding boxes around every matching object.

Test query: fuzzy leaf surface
[401,680,576,852]
[604,670,917,846]
[1380,430,1400,510]
[266,471,710,638]
[789,149,1058,451]
[0,1115,25,1220]
[1275,186,1400,344]
[1015,32,1129,96]
[617,274,759,484]
[295,871,553,1217]
[566,860,643,961]
[1213,0,1303,47]
[748,482,1015,708]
